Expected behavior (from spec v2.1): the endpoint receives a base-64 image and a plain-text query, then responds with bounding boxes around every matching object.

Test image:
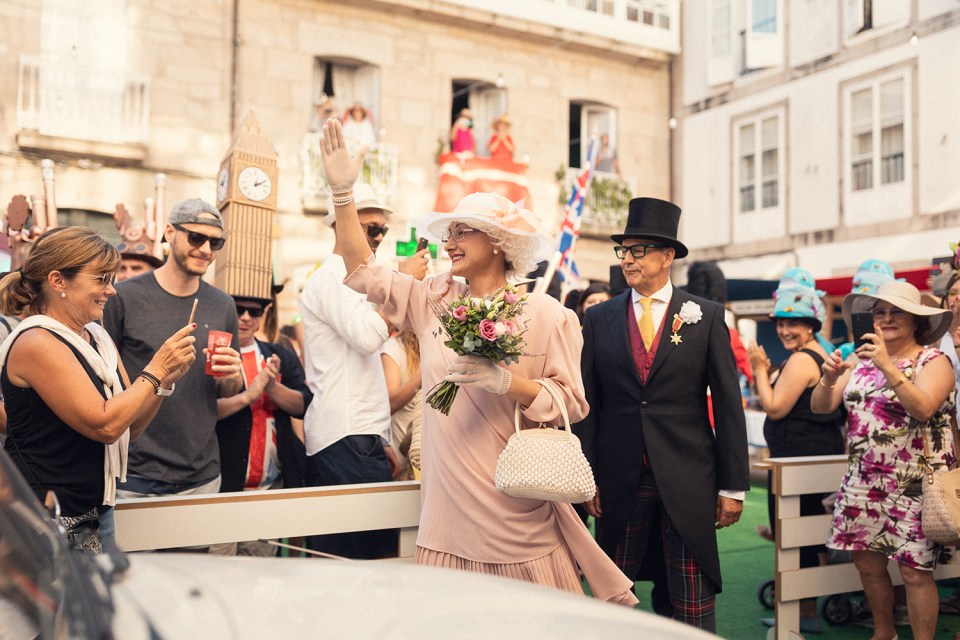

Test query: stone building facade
[1,0,678,316]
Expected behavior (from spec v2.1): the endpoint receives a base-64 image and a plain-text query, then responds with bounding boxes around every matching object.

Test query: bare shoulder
[6,328,74,386]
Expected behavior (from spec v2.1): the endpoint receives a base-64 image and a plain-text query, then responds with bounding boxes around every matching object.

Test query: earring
[60,291,66,298]
[493,249,499,255]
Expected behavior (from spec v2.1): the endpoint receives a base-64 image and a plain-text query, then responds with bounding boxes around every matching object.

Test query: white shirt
[938,332,960,423]
[300,254,391,455]
[631,280,745,502]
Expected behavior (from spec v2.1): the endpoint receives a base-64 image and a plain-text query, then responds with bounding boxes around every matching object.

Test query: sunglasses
[614,244,666,260]
[236,305,265,318]
[82,272,118,287]
[173,224,226,251]
[363,223,389,239]
[870,306,909,321]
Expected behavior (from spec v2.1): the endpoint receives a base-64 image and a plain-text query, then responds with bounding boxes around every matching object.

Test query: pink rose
[502,320,517,335]
[503,291,518,305]
[452,305,468,321]
[478,319,498,341]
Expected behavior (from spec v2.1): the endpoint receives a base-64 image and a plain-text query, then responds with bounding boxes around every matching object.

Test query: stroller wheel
[758,579,776,609]
[821,594,852,626]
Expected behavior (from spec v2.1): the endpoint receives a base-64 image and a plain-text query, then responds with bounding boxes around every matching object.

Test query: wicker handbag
[921,422,960,546]
[494,379,596,503]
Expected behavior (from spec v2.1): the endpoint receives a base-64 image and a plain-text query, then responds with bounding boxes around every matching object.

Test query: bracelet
[889,372,908,390]
[331,192,354,207]
[330,183,354,195]
[819,377,837,389]
[138,370,161,392]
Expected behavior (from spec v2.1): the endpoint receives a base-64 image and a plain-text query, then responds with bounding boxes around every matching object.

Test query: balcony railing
[562,168,634,235]
[300,134,399,212]
[17,55,150,145]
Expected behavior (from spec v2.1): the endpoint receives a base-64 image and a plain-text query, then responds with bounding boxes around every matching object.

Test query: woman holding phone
[0,227,196,553]
[812,280,955,640]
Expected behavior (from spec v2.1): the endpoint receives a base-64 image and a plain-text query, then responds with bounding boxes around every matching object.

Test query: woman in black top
[0,227,196,552]
[748,270,843,631]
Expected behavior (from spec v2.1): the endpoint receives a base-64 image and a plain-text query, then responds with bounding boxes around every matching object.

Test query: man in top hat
[299,183,429,559]
[574,197,749,632]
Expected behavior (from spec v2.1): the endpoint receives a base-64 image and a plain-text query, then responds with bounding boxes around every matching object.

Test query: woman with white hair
[318,119,637,605]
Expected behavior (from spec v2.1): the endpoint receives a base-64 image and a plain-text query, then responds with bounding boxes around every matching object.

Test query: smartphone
[416,237,429,252]
[851,312,875,349]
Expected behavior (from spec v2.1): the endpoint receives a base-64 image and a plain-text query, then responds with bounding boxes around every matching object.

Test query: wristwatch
[156,383,175,397]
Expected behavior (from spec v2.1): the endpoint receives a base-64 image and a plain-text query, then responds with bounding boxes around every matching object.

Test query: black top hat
[610,197,688,259]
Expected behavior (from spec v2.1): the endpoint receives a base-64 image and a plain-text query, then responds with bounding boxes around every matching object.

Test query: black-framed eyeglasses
[363,223,389,239]
[173,224,226,251]
[236,305,265,318]
[614,244,665,260]
[441,227,479,243]
[82,272,118,287]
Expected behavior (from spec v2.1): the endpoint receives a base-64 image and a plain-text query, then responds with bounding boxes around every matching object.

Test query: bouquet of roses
[426,285,528,415]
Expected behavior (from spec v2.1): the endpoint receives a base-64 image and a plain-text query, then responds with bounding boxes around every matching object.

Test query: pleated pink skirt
[416,544,584,594]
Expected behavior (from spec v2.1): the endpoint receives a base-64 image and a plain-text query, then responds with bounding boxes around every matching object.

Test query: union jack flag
[556,137,599,288]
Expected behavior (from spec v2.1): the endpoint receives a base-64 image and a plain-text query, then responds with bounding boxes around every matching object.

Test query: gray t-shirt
[103,272,239,485]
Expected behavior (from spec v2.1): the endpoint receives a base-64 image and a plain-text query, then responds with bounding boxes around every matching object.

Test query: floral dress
[827,347,956,569]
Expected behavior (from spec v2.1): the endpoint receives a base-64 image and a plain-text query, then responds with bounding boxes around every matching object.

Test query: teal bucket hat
[771,268,826,332]
[850,258,895,295]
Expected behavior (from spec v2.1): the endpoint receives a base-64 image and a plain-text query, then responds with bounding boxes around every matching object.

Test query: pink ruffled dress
[345,256,637,605]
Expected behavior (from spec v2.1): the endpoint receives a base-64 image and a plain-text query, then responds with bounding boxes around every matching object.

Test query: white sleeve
[302,267,388,355]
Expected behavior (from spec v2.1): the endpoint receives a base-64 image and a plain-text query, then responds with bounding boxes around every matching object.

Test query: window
[568,0,614,16]
[311,58,380,133]
[849,77,904,192]
[845,0,909,39]
[745,0,783,70]
[707,0,733,85]
[569,101,616,170]
[450,79,506,157]
[626,1,671,29]
[735,114,780,213]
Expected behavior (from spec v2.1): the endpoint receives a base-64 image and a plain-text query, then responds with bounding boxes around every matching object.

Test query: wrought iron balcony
[562,168,634,236]
[17,55,150,147]
[300,133,399,213]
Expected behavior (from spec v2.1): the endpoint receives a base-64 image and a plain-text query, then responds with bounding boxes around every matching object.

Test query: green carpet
[622,483,960,638]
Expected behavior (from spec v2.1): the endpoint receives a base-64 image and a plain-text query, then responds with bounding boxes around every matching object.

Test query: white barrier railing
[114,481,421,557]
[767,455,960,639]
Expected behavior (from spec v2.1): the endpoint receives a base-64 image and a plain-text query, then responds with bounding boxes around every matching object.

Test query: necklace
[467,284,508,299]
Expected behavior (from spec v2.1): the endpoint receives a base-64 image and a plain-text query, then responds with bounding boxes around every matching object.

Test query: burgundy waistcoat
[626,297,668,385]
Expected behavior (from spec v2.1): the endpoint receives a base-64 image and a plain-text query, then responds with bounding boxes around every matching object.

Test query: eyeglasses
[441,227,480,243]
[236,305,265,318]
[82,272,118,287]
[614,244,665,260]
[870,306,909,321]
[363,223,389,239]
[173,224,226,251]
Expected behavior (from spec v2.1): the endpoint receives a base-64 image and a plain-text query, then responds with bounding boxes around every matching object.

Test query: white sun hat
[842,280,953,346]
[323,182,393,228]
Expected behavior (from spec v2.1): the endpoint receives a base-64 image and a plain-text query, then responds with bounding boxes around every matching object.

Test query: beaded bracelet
[331,192,355,207]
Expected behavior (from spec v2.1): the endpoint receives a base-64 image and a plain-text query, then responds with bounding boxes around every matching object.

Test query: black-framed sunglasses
[173,224,226,251]
[236,305,265,318]
[82,272,118,287]
[614,244,665,260]
[363,223,389,239]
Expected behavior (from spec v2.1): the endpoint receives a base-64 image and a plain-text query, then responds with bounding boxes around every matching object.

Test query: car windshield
[0,447,114,638]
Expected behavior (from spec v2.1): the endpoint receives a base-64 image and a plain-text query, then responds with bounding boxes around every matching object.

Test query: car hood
[111,554,712,639]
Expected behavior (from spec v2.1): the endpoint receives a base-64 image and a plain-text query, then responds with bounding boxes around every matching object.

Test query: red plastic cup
[205,330,232,377]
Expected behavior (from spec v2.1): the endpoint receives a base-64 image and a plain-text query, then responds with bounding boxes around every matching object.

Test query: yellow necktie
[638,297,655,350]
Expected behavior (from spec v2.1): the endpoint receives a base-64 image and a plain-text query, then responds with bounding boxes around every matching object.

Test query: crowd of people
[3,115,960,638]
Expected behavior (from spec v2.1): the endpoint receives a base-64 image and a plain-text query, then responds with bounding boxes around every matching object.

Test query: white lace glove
[444,355,512,395]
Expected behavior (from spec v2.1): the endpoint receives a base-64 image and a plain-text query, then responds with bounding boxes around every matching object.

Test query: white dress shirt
[300,254,391,456]
[631,281,745,502]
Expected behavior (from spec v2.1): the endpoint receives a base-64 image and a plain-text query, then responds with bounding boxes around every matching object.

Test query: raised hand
[320,118,366,190]
[149,323,197,386]
[747,341,770,375]
[821,348,850,385]
[398,248,430,281]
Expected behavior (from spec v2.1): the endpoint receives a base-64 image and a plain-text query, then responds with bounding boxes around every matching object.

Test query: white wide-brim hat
[842,280,953,345]
[323,182,393,227]
[412,192,554,264]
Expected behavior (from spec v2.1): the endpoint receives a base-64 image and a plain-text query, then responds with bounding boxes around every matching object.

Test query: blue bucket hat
[850,258,895,295]
[771,268,826,332]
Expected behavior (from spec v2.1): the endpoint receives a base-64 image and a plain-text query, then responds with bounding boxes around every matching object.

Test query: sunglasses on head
[236,305,265,318]
[363,223,389,239]
[173,224,226,251]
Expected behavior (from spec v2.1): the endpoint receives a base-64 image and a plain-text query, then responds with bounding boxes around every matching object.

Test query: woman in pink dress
[319,118,637,606]
[450,108,476,155]
[812,281,955,640]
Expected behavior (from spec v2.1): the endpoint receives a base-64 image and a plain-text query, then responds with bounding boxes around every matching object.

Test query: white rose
[494,322,507,337]
[679,301,703,324]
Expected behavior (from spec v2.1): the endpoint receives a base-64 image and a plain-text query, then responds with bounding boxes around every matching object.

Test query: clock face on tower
[237,166,272,202]
[217,167,230,204]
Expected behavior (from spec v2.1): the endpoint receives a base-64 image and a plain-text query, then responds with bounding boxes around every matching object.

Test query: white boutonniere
[670,301,703,345]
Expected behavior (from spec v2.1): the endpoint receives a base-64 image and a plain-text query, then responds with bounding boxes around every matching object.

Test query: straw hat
[413,192,553,269]
[842,280,953,345]
[323,182,393,228]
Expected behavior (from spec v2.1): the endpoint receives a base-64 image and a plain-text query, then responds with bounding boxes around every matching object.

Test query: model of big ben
[214,111,278,301]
